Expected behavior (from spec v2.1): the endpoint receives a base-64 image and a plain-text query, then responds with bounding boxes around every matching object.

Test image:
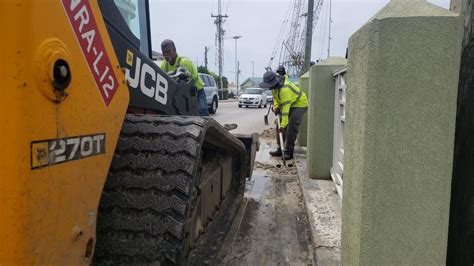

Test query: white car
[264,89,273,103]
[198,73,219,114]
[238,88,268,108]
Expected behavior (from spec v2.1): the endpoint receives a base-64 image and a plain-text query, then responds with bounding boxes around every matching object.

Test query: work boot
[283,152,293,160]
[269,149,282,157]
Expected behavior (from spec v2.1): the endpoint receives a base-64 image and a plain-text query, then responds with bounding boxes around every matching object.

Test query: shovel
[264,104,273,125]
[275,115,286,167]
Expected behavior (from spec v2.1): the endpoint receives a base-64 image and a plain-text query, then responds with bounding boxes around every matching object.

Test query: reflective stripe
[282,84,302,103]
[282,112,289,116]
[288,84,302,101]
[280,101,291,106]
[165,56,182,72]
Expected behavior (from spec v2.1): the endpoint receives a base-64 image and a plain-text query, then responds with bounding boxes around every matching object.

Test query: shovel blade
[264,115,269,125]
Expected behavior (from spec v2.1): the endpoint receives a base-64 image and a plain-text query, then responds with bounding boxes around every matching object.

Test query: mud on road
[215,139,315,265]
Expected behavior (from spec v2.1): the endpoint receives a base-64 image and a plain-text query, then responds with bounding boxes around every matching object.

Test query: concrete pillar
[342,1,463,265]
[449,0,462,13]
[297,72,309,147]
[307,58,346,180]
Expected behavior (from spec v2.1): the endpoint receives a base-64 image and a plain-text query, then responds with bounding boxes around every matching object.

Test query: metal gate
[330,67,347,198]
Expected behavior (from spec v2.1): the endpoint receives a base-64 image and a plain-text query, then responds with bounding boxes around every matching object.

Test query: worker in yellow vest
[260,71,308,160]
[161,39,209,116]
[276,65,288,79]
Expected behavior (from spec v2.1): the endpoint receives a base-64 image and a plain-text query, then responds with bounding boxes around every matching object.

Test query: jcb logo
[125,50,168,105]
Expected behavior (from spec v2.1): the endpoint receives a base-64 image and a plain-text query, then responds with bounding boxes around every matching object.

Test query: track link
[93,115,219,265]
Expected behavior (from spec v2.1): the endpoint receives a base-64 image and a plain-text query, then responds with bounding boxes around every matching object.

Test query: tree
[197,65,220,85]
[197,65,210,74]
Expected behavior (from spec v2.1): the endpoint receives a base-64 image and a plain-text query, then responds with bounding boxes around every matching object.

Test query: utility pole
[303,0,314,73]
[212,0,228,99]
[204,46,209,69]
[233,36,242,96]
[237,61,240,96]
[328,0,332,58]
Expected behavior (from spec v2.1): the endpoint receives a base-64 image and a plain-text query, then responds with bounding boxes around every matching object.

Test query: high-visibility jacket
[272,77,309,128]
[161,55,204,91]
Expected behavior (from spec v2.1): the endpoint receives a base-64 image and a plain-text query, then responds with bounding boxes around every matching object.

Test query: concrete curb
[294,147,342,266]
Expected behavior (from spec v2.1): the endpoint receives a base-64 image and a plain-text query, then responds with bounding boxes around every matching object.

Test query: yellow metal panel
[0,0,129,265]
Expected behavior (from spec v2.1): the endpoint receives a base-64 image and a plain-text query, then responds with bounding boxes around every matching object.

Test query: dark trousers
[276,107,308,153]
[197,89,209,116]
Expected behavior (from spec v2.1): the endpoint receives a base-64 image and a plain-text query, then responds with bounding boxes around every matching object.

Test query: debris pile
[260,127,276,139]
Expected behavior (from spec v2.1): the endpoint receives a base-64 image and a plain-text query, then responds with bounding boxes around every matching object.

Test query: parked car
[198,73,219,114]
[238,88,268,108]
[264,89,273,103]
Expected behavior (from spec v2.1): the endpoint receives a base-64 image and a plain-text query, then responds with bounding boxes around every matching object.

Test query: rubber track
[93,114,207,265]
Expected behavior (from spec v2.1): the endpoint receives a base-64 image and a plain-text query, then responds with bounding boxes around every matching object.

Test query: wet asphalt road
[211,100,276,135]
[216,142,314,265]
[209,101,315,265]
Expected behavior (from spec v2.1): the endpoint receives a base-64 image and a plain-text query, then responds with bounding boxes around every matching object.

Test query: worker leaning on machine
[160,39,209,116]
[260,71,308,160]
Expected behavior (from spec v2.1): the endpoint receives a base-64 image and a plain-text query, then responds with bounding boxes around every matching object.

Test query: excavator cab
[99,0,199,115]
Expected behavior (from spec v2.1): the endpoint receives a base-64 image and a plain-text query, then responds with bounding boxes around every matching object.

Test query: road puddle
[216,141,314,265]
[246,169,270,200]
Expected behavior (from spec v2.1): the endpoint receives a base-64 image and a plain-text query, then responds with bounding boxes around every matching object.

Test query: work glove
[273,107,281,115]
[279,127,286,135]
[169,67,191,80]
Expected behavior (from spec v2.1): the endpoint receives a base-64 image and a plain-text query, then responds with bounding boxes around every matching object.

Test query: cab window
[208,76,216,87]
[201,75,211,87]
[113,0,151,56]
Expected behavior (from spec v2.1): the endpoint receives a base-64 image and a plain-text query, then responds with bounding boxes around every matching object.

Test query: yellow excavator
[0,0,258,264]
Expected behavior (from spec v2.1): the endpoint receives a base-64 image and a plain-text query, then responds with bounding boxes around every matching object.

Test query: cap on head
[259,71,280,89]
[276,65,286,75]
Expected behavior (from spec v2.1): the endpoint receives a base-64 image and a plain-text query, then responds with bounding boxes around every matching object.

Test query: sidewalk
[294,147,342,266]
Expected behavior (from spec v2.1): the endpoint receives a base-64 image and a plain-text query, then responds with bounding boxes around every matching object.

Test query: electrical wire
[321,0,329,59]
[268,0,294,68]
[314,0,326,60]
[225,0,231,15]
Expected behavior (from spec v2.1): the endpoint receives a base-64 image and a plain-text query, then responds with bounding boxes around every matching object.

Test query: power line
[268,0,294,69]
[327,0,332,58]
[225,0,231,15]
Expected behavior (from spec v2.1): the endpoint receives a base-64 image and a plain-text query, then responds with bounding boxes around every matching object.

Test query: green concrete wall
[307,58,347,180]
[297,72,309,147]
[341,1,463,265]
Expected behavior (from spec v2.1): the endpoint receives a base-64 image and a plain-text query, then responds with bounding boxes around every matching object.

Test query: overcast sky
[149,0,450,83]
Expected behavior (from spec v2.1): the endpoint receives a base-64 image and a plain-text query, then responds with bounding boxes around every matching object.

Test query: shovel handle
[266,103,273,116]
[264,103,273,125]
[276,115,286,166]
